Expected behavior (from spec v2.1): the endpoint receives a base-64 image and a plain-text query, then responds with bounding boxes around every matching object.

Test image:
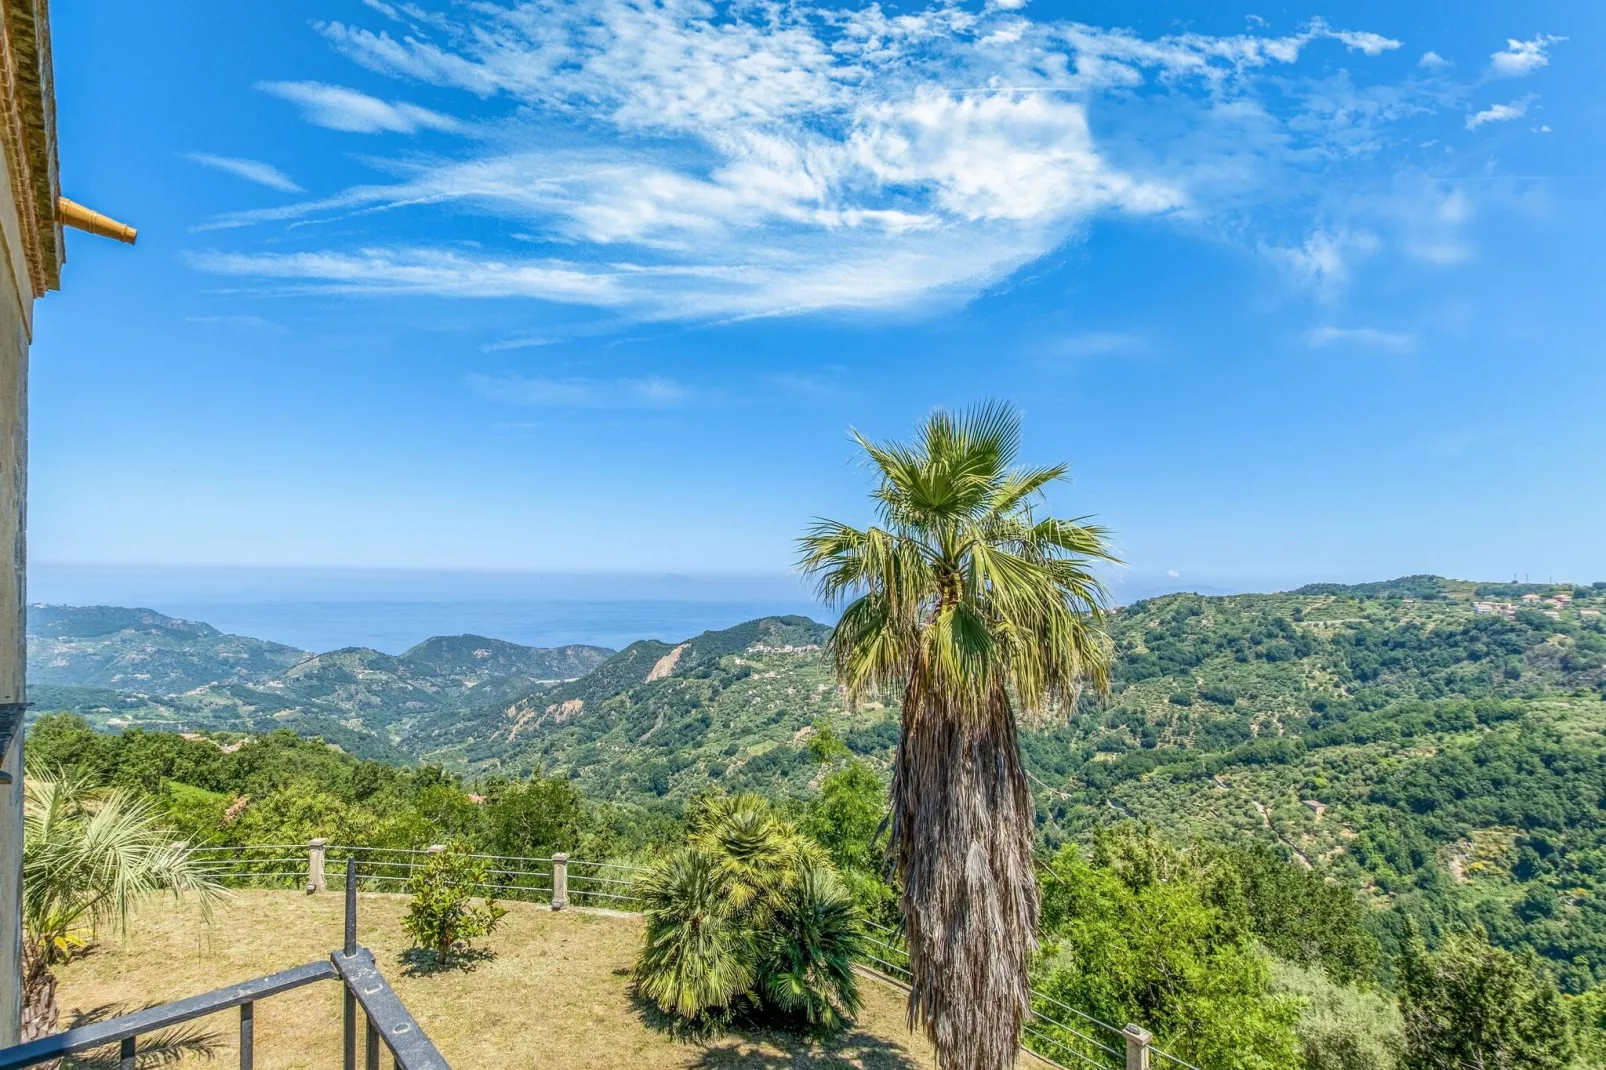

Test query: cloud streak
[188,2,1557,318]
[467,372,688,408]
[1466,100,1528,129]
[185,153,302,192]
[258,80,462,134]
[1304,325,1417,352]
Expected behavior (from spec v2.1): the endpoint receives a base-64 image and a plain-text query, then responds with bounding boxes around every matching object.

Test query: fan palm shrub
[635,794,863,1036]
[799,402,1116,1070]
[21,766,224,1042]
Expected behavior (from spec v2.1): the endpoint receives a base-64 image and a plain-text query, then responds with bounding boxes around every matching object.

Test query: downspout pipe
[56,197,136,244]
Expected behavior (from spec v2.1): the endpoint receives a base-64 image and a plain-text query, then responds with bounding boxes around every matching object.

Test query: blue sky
[32,0,1605,599]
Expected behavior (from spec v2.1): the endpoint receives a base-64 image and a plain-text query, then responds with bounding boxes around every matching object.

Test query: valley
[25,575,1606,988]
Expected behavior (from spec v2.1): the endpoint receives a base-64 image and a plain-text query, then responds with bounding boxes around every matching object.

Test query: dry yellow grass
[53,890,939,1070]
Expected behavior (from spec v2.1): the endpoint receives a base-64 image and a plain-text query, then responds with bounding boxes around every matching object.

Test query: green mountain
[393,575,1606,988]
[410,615,852,799]
[25,605,614,755]
[24,578,1606,987]
[27,604,311,692]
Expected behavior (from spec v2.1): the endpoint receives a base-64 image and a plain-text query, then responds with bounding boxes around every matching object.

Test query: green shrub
[1271,961,1402,1070]
[635,794,863,1036]
[1037,827,1301,1070]
[400,843,506,964]
[1397,927,1574,1070]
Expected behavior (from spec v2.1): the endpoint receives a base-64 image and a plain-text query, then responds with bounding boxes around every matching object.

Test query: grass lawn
[52,890,940,1069]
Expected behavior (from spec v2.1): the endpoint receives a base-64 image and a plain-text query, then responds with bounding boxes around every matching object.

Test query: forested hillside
[411,575,1606,990]
[25,603,612,760]
[24,577,1606,990]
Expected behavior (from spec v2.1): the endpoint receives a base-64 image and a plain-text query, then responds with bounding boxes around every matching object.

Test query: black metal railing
[0,860,448,1070]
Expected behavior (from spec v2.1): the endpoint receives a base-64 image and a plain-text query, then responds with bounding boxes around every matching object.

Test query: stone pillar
[551,853,569,911]
[307,838,328,894]
[1123,1024,1152,1070]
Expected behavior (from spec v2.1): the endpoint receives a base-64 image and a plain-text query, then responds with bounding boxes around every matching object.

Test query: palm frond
[797,401,1118,1070]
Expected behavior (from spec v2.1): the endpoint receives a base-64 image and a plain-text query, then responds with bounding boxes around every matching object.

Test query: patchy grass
[53,890,939,1069]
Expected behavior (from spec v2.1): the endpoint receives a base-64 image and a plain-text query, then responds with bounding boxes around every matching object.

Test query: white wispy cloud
[186,247,623,304]
[1418,51,1450,71]
[185,153,302,192]
[187,3,1532,317]
[1466,100,1528,129]
[1262,230,1380,301]
[1304,325,1417,351]
[1488,35,1565,78]
[257,80,462,134]
[466,372,688,408]
[480,335,558,353]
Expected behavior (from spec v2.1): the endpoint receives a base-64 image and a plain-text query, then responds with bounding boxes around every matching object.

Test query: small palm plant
[799,402,1116,1070]
[635,794,864,1036]
[22,767,224,1042]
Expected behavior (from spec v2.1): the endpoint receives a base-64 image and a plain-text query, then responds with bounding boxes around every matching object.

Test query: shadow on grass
[629,992,922,1070]
[59,1003,220,1069]
[398,945,497,976]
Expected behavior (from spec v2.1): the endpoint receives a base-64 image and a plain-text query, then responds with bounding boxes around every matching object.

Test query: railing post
[1122,1024,1152,1070]
[119,1036,136,1070]
[365,1014,380,1070]
[344,856,357,1070]
[551,853,569,911]
[308,838,328,894]
[344,857,358,956]
[239,1001,254,1070]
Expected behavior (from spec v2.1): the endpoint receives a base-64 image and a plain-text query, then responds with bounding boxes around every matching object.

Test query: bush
[1037,828,1301,1070]
[1271,961,1402,1070]
[635,794,863,1036]
[1397,927,1574,1070]
[401,843,506,964]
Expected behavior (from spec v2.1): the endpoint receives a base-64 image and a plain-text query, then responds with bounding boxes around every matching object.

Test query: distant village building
[1582,608,1602,618]
[1545,610,1561,620]
[1522,593,1543,603]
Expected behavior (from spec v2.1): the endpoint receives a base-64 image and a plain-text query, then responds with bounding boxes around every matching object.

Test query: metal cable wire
[203,842,1188,1067]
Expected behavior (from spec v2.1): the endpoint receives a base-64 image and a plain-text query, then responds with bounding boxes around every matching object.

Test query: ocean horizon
[26,561,1302,654]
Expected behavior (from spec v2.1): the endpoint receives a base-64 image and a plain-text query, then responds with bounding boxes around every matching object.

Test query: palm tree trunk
[891,672,1038,1070]
[20,942,60,1044]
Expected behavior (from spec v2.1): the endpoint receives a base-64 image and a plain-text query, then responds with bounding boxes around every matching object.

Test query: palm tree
[21,767,224,1042]
[799,402,1116,1070]
[635,794,864,1036]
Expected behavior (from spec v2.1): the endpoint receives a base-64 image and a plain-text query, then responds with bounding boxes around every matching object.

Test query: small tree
[1396,926,1574,1070]
[401,843,506,965]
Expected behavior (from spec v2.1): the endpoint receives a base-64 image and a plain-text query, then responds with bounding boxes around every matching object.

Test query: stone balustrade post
[551,853,569,911]
[1123,1024,1153,1070]
[307,838,328,894]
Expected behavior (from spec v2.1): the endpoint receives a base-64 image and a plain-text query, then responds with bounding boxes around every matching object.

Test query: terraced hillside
[406,576,1606,988]
[26,604,612,761]
[411,615,882,801]
[26,578,1606,987]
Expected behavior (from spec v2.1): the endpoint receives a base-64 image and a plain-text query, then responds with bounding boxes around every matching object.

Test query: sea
[28,564,833,654]
[27,562,1281,655]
